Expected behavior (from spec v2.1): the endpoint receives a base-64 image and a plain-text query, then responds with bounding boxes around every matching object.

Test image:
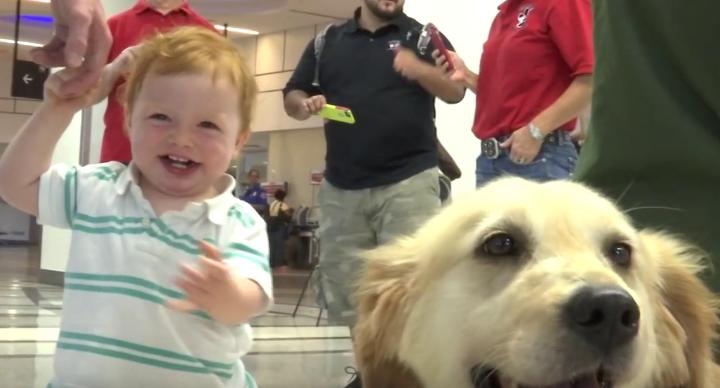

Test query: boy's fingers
[180,264,208,286]
[198,240,223,261]
[199,257,229,282]
[179,278,209,298]
[166,298,199,313]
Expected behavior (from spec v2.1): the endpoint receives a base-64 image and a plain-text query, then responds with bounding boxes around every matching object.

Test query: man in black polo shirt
[284,1,463,386]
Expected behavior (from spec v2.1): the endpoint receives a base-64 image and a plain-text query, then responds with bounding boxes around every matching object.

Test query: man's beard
[365,0,403,21]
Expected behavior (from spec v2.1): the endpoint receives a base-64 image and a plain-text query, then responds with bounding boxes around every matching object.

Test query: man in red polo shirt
[439,0,593,185]
[101,0,216,163]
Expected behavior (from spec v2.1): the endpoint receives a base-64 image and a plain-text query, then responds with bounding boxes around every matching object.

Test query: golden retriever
[354,177,720,388]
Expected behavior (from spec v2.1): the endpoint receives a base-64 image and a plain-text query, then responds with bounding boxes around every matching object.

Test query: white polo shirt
[39,162,272,388]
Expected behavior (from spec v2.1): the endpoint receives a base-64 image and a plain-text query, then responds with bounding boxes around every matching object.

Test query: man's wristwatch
[528,122,545,140]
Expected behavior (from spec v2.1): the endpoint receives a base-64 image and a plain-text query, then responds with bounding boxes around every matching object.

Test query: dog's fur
[354,178,720,388]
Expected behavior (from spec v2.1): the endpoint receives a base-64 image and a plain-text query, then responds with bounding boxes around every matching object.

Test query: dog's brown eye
[481,233,517,256]
[608,242,633,267]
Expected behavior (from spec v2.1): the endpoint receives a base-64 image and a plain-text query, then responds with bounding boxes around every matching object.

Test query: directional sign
[11,59,49,100]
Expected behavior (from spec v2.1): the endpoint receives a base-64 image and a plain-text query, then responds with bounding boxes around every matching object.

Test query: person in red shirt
[438,0,593,185]
[101,0,217,163]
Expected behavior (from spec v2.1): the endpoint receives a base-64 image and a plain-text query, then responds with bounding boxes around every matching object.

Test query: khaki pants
[316,168,440,327]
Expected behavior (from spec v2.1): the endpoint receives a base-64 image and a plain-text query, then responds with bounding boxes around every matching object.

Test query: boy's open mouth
[160,154,200,174]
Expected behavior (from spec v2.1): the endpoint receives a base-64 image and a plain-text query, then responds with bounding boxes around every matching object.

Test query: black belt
[480,130,569,160]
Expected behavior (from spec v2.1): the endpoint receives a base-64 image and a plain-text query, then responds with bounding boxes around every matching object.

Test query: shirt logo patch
[388,40,401,51]
[516,5,535,29]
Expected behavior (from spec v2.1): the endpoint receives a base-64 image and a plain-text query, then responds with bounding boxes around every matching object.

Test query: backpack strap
[313,23,339,88]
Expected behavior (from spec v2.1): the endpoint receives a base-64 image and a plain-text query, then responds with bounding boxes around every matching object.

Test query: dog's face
[355,178,718,388]
[436,178,656,388]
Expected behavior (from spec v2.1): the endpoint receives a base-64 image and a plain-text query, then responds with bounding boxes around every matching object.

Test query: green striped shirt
[39,162,271,388]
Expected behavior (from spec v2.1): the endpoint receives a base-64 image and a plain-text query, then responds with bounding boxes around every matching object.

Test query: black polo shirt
[284,8,454,190]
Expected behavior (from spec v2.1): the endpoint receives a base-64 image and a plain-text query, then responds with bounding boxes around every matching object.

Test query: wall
[40,110,83,272]
[0,40,44,244]
[0,47,39,142]
[236,23,338,208]
[267,127,326,208]
[37,0,137,274]
[237,24,327,133]
[0,18,72,271]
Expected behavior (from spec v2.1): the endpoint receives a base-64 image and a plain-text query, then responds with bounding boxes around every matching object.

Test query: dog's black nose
[564,286,640,353]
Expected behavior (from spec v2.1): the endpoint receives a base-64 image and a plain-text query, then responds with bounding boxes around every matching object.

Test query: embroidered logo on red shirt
[516,5,535,29]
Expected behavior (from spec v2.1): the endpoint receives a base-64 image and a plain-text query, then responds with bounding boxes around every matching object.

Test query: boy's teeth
[168,155,189,163]
[171,162,188,169]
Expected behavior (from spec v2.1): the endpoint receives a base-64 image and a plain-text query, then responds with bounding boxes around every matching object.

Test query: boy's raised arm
[0,52,133,216]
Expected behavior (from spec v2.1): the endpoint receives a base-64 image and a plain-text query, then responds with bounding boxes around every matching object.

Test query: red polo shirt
[472,0,593,140]
[101,0,217,163]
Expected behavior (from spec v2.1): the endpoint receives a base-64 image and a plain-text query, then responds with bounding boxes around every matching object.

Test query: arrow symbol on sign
[22,74,33,84]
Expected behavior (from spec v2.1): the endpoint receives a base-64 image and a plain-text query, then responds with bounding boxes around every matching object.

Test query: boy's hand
[167,241,249,325]
[107,45,138,77]
[44,67,102,112]
[90,45,137,103]
[43,46,137,112]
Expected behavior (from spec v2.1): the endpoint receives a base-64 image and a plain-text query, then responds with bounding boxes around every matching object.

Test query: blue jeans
[476,136,578,187]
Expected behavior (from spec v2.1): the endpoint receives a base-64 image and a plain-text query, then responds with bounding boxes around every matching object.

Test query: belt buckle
[545,130,562,145]
[546,132,557,145]
[481,138,500,160]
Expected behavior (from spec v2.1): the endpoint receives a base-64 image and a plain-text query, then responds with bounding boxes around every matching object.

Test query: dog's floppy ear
[641,231,720,388]
[353,238,425,388]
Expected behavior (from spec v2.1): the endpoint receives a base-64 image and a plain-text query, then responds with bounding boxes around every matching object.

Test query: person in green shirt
[574,0,720,292]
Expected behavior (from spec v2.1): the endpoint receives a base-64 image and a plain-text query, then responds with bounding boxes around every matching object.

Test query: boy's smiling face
[127,71,248,201]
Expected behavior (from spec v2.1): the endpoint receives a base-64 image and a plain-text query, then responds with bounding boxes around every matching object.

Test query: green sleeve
[575,0,720,291]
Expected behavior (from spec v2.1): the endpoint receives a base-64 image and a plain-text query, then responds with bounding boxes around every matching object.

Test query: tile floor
[0,245,356,388]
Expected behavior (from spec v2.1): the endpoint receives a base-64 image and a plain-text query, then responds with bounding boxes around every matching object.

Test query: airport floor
[0,245,356,388]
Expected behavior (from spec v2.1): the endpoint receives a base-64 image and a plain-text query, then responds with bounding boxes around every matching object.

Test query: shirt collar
[498,0,525,12]
[113,162,140,195]
[342,7,410,34]
[114,163,238,226]
[133,0,191,15]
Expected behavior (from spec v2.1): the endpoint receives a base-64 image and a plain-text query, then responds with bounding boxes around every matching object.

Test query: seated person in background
[0,27,270,388]
[283,231,303,269]
[267,189,292,270]
[241,168,268,217]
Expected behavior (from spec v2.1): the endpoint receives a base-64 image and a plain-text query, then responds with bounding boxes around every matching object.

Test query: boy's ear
[234,129,251,156]
[124,113,132,135]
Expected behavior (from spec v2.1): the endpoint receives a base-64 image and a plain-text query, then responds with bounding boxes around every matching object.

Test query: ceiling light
[214,24,259,35]
[0,38,42,47]
[25,0,51,3]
